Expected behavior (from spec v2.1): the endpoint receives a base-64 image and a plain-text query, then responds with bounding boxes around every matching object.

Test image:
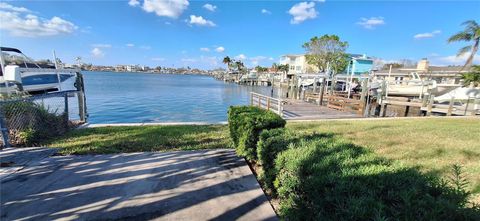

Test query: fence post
[278,99,283,117]
[0,107,10,148]
[250,93,253,106]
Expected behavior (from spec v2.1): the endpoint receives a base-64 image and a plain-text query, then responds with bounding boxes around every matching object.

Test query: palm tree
[461,65,480,86]
[448,20,480,70]
[222,56,232,71]
[271,63,278,73]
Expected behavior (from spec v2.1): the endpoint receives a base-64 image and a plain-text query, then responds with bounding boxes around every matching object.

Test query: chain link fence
[0,90,86,147]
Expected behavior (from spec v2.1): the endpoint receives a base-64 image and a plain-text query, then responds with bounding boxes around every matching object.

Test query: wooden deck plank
[282,99,361,120]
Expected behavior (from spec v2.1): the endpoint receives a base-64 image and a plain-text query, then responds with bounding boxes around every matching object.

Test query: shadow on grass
[45,125,231,155]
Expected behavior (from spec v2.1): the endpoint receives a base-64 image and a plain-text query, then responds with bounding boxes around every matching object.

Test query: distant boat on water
[0,47,78,95]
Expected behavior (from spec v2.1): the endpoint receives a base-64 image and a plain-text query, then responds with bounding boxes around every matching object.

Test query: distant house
[279,53,374,79]
[344,54,374,75]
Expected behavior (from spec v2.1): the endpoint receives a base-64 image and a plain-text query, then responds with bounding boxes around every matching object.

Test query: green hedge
[274,137,480,220]
[227,106,285,160]
[257,128,299,192]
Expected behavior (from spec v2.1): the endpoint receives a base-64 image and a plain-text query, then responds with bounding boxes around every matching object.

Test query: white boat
[0,47,78,94]
[384,72,461,97]
[434,87,480,102]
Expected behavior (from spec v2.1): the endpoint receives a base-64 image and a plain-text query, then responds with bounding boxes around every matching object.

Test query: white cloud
[215,46,225,52]
[181,58,196,62]
[142,0,189,19]
[235,54,247,60]
[0,2,30,12]
[91,48,105,58]
[126,43,135,47]
[356,17,385,29]
[261,9,271,14]
[414,30,441,39]
[92,44,111,48]
[128,0,140,7]
[269,57,274,61]
[203,3,217,12]
[249,56,267,65]
[165,21,172,25]
[313,0,326,2]
[0,10,77,37]
[140,45,151,50]
[151,57,165,61]
[288,2,318,24]
[189,15,216,27]
[434,53,480,66]
[200,47,210,52]
[200,56,219,66]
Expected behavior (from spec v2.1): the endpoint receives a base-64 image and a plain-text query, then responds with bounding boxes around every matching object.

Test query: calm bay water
[81,71,275,123]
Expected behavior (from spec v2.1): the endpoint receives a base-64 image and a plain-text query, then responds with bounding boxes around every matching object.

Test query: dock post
[427,94,434,116]
[464,97,471,116]
[447,96,454,116]
[472,94,480,116]
[267,97,271,111]
[359,78,368,116]
[319,78,326,106]
[64,92,69,129]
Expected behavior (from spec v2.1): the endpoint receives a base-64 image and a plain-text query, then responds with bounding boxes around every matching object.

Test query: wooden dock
[251,92,361,120]
[282,99,360,120]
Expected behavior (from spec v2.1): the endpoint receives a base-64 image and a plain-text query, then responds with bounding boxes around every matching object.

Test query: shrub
[274,137,480,220]
[227,106,285,160]
[2,101,68,146]
[257,128,299,192]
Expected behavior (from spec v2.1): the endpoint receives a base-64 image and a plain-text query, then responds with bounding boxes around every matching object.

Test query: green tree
[302,34,349,74]
[461,65,480,86]
[222,56,232,70]
[448,20,480,70]
[277,64,289,74]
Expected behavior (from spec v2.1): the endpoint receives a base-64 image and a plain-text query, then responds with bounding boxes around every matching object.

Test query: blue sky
[1,0,479,69]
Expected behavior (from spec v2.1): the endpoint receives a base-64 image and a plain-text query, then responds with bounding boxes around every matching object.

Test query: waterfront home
[279,53,374,79]
[344,54,374,75]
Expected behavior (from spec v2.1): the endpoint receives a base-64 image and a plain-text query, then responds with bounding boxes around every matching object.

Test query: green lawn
[287,117,480,201]
[47,118,480,201]
[46,124,230,155]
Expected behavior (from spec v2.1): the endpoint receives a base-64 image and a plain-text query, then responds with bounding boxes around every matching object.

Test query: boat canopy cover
[0,47,22,53]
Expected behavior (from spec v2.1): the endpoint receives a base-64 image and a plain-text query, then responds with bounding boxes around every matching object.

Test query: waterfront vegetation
[229,111,479,220]
[46,116,480,218]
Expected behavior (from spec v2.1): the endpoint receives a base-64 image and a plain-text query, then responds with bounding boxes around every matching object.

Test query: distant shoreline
[83,70,213,76]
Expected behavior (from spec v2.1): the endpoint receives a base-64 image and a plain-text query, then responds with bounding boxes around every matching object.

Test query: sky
[1,0,479,69]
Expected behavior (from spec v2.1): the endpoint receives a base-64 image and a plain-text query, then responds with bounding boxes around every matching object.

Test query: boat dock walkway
[282,99,361,120]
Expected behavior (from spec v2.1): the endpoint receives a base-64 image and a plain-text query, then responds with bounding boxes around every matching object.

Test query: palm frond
[461,20,479,30]
[448,32,473,43]
[456,45,472,56]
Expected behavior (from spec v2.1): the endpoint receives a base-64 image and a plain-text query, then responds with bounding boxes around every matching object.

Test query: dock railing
[250,92,283,117]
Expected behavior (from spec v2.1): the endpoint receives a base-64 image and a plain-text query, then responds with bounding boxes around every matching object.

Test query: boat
[0,47,78,95]
[382,72,461,97]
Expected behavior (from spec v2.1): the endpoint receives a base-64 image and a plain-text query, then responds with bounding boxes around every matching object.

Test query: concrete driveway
[0,149,277,221]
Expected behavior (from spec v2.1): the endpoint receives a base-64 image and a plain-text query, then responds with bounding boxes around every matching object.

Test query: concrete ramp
[1,149,277,221]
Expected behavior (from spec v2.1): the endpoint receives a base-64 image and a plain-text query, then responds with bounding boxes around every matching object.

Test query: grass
[46,125,231,155]
[287,117,480,202]
[46,117,479,201]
